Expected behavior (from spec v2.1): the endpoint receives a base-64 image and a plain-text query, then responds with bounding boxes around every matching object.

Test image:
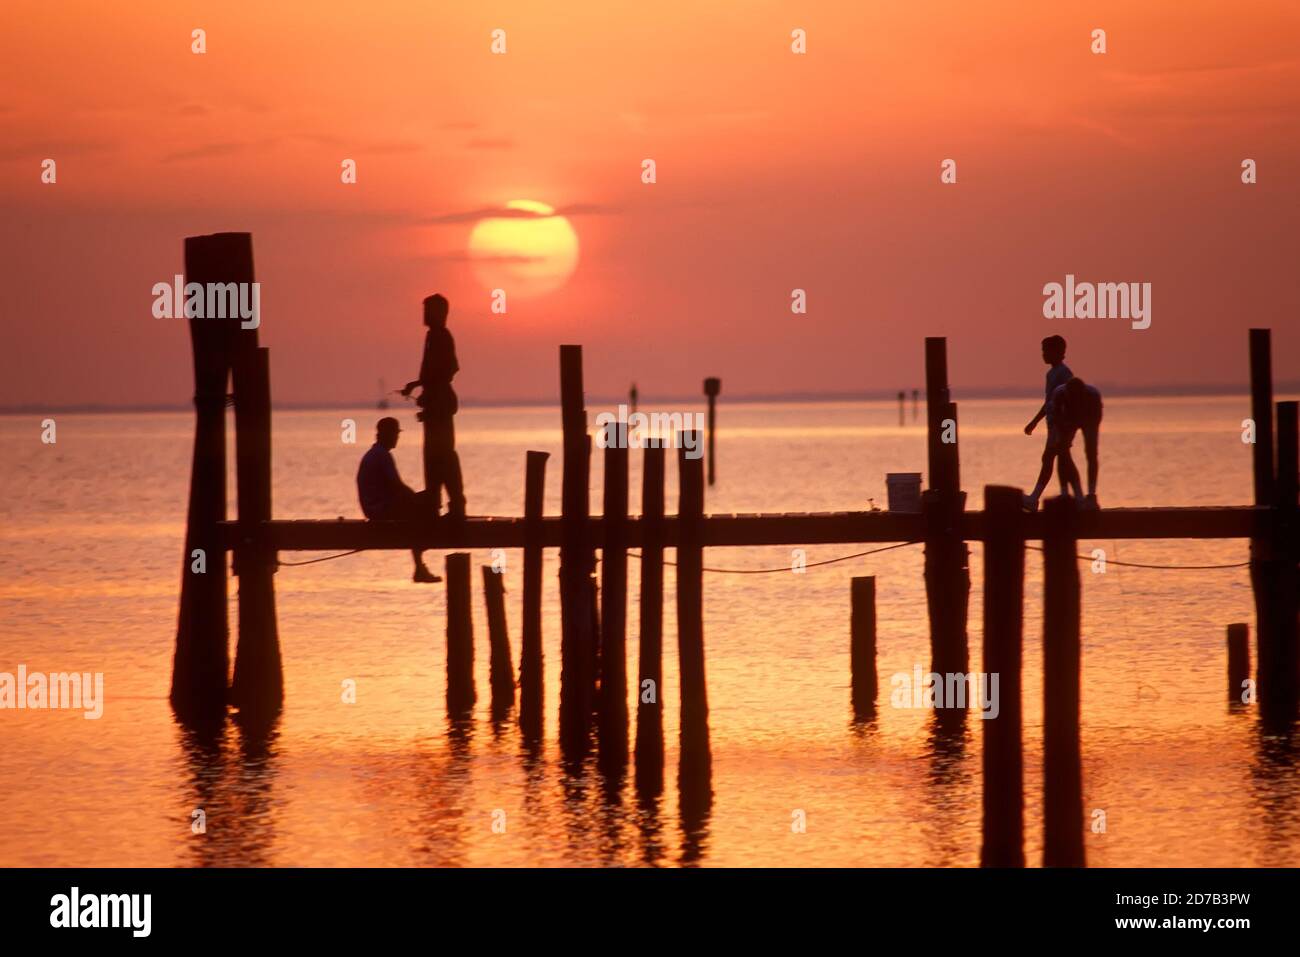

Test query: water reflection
[178,718,281,867]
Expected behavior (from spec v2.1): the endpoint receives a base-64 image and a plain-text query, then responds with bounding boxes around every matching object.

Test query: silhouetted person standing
[402,294,467,519]
[356,417,440,583]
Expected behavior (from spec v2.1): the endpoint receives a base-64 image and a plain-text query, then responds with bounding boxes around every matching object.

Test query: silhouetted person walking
[401,294,467,520]
[1022,334,1072,511]
[1052,376,1104,509]
[357,417,440,583]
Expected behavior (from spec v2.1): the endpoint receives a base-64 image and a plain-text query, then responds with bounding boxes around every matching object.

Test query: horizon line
[4,381,1298,416]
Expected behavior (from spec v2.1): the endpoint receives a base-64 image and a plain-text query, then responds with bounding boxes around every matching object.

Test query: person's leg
[421,412,441,515]
[442,415,466,518]
[1084,424,1100,502]
[1057,447,1083,499]
[429,414,465,518]
[1025,438,1056,509]
[398,488,440,582]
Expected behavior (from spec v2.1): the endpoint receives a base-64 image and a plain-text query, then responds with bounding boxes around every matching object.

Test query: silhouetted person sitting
[1051,376,1104,510]
[1022,334,1073,511]
[357,417,440,583]
[401,294,467,520]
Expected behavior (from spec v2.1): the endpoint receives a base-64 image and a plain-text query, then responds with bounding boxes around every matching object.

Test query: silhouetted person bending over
[357,417,440,583]
[402,294,467,520]
[1051,376,1104,510]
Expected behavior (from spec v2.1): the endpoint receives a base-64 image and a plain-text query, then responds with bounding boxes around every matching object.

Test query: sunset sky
[2,0,1298,408]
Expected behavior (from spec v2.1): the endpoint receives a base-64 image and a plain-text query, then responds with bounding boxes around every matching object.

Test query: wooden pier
[171,231,1299,867]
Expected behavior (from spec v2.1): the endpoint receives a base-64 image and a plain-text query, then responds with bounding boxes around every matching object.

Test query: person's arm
[1025,404,1046,435]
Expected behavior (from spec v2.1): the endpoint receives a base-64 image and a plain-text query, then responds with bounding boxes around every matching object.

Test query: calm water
[2,395,1298,867]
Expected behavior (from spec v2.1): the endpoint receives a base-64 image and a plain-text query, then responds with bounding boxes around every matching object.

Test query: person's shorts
[1044,425,1069,452]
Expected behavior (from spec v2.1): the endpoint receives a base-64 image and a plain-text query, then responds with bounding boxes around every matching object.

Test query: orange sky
[2,0,1298,407]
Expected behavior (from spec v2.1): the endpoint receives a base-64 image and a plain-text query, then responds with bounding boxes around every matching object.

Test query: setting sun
[467,200,579,299]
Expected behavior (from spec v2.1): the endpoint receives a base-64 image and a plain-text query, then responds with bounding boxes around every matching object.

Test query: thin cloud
[418,203,619,225]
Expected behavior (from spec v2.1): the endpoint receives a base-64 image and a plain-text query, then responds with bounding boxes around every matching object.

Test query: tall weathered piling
[483,565,514,714]
[635,445,667,794]
[1248,329,1294,725]
[704,377,720,486]
[229,345,282,725]
[677,438,712,807]
[519,451,548,738]
[1270,400,1299,718]
[445,552,476,715]
[1227,623,1250,704]
[172,232,250,726]
[923,337,970,678]
[981,485,1025,868]
[559,345,596,754]
[850,576,878,717]
[599,442,630,771]
[1042,495,1085,867]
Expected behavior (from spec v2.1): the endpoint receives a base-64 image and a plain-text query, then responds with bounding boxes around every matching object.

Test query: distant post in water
[1042,495,1084,867]
[635,445,667,794]
[981,485,1025,868]
[897,390,905,427]
[629,382,638,414]
[445,553,476,715]
[172,232,251,727]
[912,388,919,422]
[703,377,721,487]
[1227,623,1250,705]
[850,576,877,717]
[677,438,712,806]
[519,451,548,738]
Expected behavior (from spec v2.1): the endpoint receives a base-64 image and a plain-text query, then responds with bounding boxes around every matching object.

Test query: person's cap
[377,416,402,432]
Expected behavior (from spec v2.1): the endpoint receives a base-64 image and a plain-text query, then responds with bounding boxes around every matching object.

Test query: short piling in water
[1227,623,1250,704]
[1042,495,1084,867]
[445,553,475,715]
[704,377,720,487]
[897,390,905,427]
[519,451,548,738]
[558,346,596,754]
[635,445,667,794]
[483,565,514,714]
[677,438,712,806]
[599,443,630,772]
[850,576,878,717]
[981,485,1025,868]
[229,345,282,726]
[923,337,970,679]
[172,232,250,727]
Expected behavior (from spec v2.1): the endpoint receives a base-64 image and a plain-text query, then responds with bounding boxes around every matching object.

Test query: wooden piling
[519,451,548,737]
[599,443,630,770]
[171,232,250,726]
[923,337,970,678]
[483,565,514,712]
[981,485,1025,868]
[897,390,905,427]
[1227,623,1250,704]
[850,576,877,717]
[1042,495,1084,867]
[704,377,720,486]
[635,445,667,793]
[558,345,595,753]
[1270,400,1299,717]
[676,438,712,802]
[229,345,282,725]
[1249,330,1277,719]
[445,552,475,715]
